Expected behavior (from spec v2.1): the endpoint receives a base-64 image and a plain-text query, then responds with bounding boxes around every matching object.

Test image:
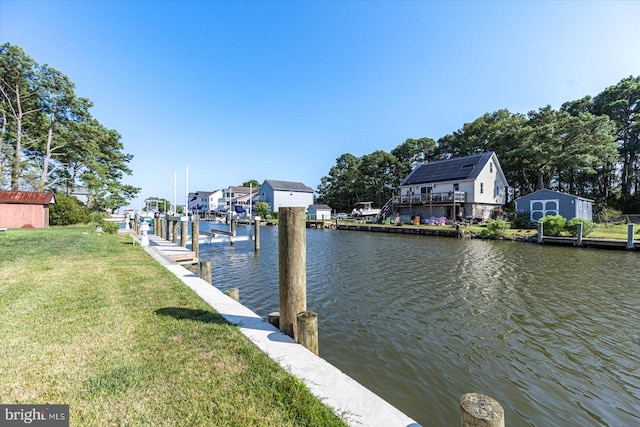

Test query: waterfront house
[216,186,257,215]
[0,190,55,229]
[256,180,315,214]
[395,152,508,221]
[515,189,593,222]
[189,189,224,214]
[308,204,332,220]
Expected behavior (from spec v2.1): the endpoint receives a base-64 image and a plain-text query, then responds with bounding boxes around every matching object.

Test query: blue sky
[2,1,639,208]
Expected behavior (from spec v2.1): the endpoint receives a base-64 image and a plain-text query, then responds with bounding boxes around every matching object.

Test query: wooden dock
[541,236,640,250]
[335,223,639,251]
[337,223,461,238]
[146,234,197,264]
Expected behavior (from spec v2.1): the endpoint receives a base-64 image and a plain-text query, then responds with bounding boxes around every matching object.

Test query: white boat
[351,202,381,219]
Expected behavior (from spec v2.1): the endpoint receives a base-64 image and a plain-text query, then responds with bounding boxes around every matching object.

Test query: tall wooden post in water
[254,216,260,251]
[537,221,544,244]
[180,217,188,248]
[278,207,306,339]
[230,218,236,246]
[577,222,583,247]
[172,219,179,245]
[192,219,199,260]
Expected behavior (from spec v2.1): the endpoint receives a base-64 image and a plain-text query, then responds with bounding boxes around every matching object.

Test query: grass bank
[0,226,346,427]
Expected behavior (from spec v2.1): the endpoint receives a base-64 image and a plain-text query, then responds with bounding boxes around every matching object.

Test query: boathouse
[256,180,315,214]
[395,152,508,222]
[0,190,56,229]
[515,189,593,222]
[307,204,332,220]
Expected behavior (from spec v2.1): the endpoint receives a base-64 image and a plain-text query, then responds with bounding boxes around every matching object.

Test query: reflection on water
[196,222,640,426]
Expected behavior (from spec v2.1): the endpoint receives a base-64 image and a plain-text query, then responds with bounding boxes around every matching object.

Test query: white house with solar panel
[394,151,508,223]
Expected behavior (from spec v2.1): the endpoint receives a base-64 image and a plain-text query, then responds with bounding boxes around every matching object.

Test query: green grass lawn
[0,226,346,427]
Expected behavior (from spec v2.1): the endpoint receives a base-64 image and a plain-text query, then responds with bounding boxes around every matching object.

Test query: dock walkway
[137,232,420,427]
[147,235,197,263]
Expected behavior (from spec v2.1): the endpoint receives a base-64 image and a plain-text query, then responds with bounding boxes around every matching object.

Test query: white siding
[272,191,314,211]
[474,158,507,205]
[208,190,223,211]
[259,182,314,213]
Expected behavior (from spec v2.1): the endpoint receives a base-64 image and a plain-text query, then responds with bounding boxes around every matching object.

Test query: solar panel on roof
[403,153,490,185]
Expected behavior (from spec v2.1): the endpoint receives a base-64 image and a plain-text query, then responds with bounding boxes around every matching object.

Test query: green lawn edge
[0,226,347,427]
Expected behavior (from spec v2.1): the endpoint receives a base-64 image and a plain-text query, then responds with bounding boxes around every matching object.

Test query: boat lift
[186,229,254,246]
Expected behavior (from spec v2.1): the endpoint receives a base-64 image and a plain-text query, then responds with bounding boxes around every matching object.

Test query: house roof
[0,190,55,204]
[263,180,314,193]
[401,152,496,186]
[309,204,332,210]
[228,186,252,193]
[515,188,594,203]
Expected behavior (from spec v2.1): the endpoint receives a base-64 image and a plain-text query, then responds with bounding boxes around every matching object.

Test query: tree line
[317,76,640,214]
[0,43,139,212]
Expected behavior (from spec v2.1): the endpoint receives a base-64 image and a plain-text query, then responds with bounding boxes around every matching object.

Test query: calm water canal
[196,222,640,426]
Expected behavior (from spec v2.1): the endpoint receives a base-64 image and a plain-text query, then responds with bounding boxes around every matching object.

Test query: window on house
[480,182,484,194]
[490,162,493,173]
[453,183,459,191]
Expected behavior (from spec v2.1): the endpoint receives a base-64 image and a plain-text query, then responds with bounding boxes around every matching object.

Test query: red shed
[0,191,56,229]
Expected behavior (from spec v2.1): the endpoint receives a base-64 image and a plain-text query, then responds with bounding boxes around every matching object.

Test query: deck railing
[394,191,466,204]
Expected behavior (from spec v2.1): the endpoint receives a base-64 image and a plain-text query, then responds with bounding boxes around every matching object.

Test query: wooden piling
[254,216,260,251]
[537,221,543,243]
[192,219,199,260]
[230,219,236,246]
[134,214,140,235]
[164,217,169,240]
[627,223,635,250]
[278,207,307,339]
[180,217,188,248]
[172,220,179,245]
[224,288,239,302]
[460,393,504,427]
[577,222,583,247]
[267,312,280,329]
[296,311,318,356]
[199,260,211,284]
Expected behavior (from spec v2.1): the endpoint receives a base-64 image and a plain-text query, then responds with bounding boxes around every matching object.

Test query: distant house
[188,189,223,214]
[217,186,257,215]
[515,189,593,222]
[395,152,508,221]
[256,180,315,214]
[0,191,56,229]
[308,204,332,220]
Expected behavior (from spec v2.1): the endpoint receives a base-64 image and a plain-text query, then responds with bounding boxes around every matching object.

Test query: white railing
[394,191,466,204]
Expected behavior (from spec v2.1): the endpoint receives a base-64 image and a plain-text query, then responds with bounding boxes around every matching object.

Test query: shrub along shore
[0,226,346,427]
